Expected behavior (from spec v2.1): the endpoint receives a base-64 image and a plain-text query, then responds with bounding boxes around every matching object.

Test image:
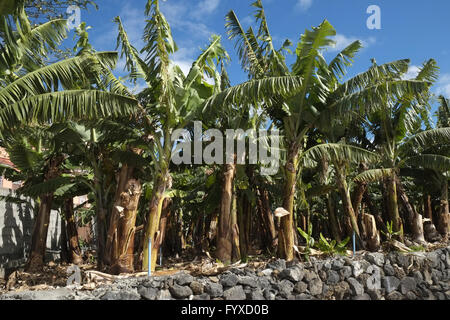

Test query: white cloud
[161,1,214,39]
[402,65,421,80]
[436,74,450,97]
[195,0,220,15]
[295,0,313,12]
[328,34,376,52]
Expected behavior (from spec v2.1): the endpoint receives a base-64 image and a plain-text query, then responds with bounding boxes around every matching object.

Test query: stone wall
[1,246,449,300]
[0,188,61,277]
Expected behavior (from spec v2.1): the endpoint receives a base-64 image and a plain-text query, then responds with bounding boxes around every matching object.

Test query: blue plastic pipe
[352,231,356,256]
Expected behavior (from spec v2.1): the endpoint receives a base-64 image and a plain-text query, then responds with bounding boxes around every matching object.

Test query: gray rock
[223,286,246,300]
[248,289,265,300]
[238,276,257,288]
[138,286,158,300]
[397,254,412,268]
[267,259,286,271]
[156,289,172,300]
[279,267,304,282]
[340,266,353,280]
[384,264,395,276]
[332,259,345,271]
[220,273,239,287]
[176,273,194,286]
[295,293,313,300]
[308,278,323,296]
[347,278,364,296]
[427,252,440,268]
[263,289,276,300]
[351,261,364,278]
[400,277,417,295]
[445,291,450,300]
[365,253,385,267]
[1,288,76,301]
[190,281,204,295]
[205,283,223,298]
[327,270,340,285]
[303,270,318,283]
[353,293,371,300]
[260,269,273,276]
[101,290,141,301]
[169,284,193,299]
[406,291,417,300]
[192,293,211,300]
[293,281,308,294]
[383,276,401,294]
[277,280,295,298]
[386,291,404,300]
[322,261,332,270]
[333,281,350,300]
[367,289,383,300]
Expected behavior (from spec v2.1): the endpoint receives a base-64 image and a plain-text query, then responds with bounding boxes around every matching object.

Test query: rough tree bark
[278,143,299,261]
[64,198,82,265]
[142,173,168,272]
[108,177,142,275]
[385,175,404,240]
[438,179,449,237]
[335,164,363,248]
[25,155,64,272]
[216,163,237,263]
[396,179,425,243]
[352,163,369,221]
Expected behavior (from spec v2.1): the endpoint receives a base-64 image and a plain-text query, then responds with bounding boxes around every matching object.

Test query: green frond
[354,168,394,183]
[0,90,138,129]
[328,40,362,80]
[415,59,439,83]
[203,75,304,111]
[301,143,379,167]
[402,154,450,173]
[325,79,430,123]
[402,127,450,151]
[0,52,118,106]
[225,10,265,78]
[114,16,151,85]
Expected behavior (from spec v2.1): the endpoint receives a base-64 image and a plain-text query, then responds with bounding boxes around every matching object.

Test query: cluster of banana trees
[0,0,449,274]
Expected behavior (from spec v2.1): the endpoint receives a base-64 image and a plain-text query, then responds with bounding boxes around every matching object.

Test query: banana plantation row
[0,0,449,275]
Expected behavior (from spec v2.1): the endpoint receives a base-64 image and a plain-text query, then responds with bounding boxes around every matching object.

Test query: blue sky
[68,0,450,102]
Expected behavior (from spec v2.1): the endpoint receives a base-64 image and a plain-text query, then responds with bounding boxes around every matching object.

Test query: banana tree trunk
[25,156,64,272]
[25,194,53,272]
[237,194,248,261]
[109,178,142,274]
[60,215,69,263]
[335,165,361,238]
[142,174,167,272]
[352,163,369,220]
[64,198,83,265]
[424,194,433,223]
[438,179,449,237]
[278,143,299,261]
[257,188,277,252]
[327,194,341,242]
[396,179,424,243]
[386,175,404,239]
[158,198,171,258]
[231,191,241,262]
[216,163,236,263]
